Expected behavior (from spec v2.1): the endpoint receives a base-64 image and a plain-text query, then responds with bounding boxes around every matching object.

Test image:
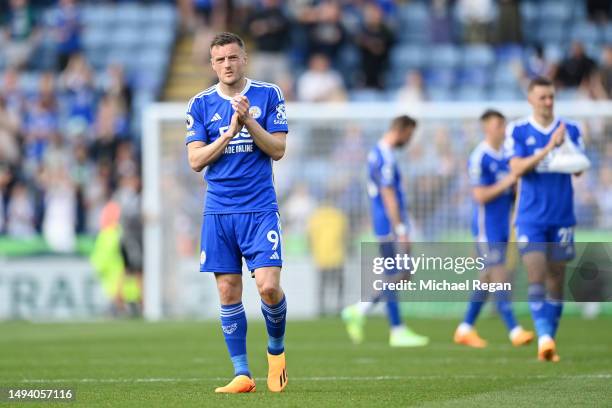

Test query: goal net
[142,101,612,320]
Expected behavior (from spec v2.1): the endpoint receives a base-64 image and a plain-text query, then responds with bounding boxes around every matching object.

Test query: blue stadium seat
[18,72,41,94]
[457,67,489,88]
[544,43,564,63]
[110,27,142,51]
[604,23,612,43]
[427,86,453,101]
[461,45,495,69]
[348,89,386,102]
[423,68,455,88]
[390,45,426,70]
[540,1,572,23]
[115,3,145,26]
[570,22,601,44]
[149,4,178,25]
[83,27,109,51]
[81,5,116,28]
[455,86,487,102]
[495,44,524,63]
[427,44,460,69]
[85,48,108,71]
[556,88,580,100]
[520,1,539,22]
[142,27,175,49]
[492,65,519,88]
[107,49,136,72]
[396,2,430,43]
[490,86,523,101]
[137,49,169,74]
[536,22,566,44]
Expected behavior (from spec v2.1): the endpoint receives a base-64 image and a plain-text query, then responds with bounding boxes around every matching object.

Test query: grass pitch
[1,316,610,407]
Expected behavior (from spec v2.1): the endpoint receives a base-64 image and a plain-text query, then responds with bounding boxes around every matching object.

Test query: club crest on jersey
[249,106,262,119]
[526,135,536,146]
[186,114,194,129]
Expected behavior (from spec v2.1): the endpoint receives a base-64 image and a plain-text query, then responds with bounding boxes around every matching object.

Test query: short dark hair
[390,115,417,130]
[528,76,554,92]
[210,32,245,50]
[480,109,505,122]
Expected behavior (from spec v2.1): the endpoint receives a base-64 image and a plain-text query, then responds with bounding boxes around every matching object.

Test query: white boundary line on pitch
[13,374,612,384]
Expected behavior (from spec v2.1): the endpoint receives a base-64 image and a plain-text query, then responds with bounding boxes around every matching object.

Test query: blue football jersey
[468,141,513,242]
[185,79,288,214]
[367,141,408,238]
[504,116,583,227]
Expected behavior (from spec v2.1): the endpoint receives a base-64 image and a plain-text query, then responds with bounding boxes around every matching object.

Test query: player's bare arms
[509,123,565,177]
[186,112,242,172]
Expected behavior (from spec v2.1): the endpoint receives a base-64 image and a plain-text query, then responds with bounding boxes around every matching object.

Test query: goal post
[142,101,612,321]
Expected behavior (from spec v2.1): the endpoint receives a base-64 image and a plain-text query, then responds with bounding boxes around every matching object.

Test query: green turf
[1,317,611,407]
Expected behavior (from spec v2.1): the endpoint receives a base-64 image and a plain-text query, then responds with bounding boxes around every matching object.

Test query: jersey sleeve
[468,152,488,186]
[378,152,395,187]
[185,97,207,145]
[564,120,585,152]
[504,122,527,158]
[265,85,288,134]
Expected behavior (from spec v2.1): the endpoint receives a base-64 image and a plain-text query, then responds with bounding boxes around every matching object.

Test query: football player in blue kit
[454,109,534,348]
[342,116,429,347]
[185,32,288,393]
[505,77,585,362]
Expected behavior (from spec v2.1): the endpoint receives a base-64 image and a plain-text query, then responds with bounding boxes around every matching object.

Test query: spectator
[23,74,59,170]
[300,0,346,63]
[42,166,76,252]
[429,0,453,43]
[60,54,97,128]
[89,96,120,163]
[456,0,497,43]
[6,181,36,238]
[247,0,291,83]
[555,42,597,88]
[101,64,133,120]
[596,46,612,98]
[524,45,554,80]
[0,96,21,166]
[84,162,112,234]
[586,0,611,23]
[1,68,26,116]
[297,53,346,102]
[307,202,348,315]
[1,0,41,69]
[50,0,82,71]
[396,70,425,103]
[494,0,521,44]
[353,2,394,89]
[284,183,316,234]
[0,164,14,234]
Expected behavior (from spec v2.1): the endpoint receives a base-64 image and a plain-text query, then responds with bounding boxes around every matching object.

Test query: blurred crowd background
[1,0,611,248]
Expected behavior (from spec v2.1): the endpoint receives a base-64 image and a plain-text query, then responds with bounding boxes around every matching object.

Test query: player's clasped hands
[231,94,251,123]
[550,122,566,148]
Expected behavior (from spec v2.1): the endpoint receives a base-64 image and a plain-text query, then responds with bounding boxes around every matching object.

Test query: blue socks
[495,290,518,332]
[528,283,553,338]
[385,296,402,327]
[261,296,287,355]
[463,289,488,326]
[544,298,563,338]
[220,302,250,377]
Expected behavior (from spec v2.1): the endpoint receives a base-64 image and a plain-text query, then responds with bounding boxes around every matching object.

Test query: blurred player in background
[342,115,429,347]
[185,32,288,392]
[454,109,534,348]
[506,77,584,362]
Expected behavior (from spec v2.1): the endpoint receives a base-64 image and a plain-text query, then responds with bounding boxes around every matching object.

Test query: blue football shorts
[199,211,283,274]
